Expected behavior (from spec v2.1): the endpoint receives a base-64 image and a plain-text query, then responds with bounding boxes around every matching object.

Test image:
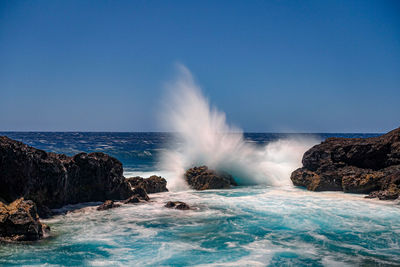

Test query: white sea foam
[159,64,318,190]
[27,187,399,266]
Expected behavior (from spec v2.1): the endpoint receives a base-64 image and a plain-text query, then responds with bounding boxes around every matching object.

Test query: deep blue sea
[1,132,400,266]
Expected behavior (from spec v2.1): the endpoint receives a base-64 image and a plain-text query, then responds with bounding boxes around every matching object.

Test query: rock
[122,195,140,204]
[36,204,54,219]
[0,136,134,215]
[97,200,121,211]
[184,166,237,190]
[126,175,168,193]
[131,187,149,201]
[291,127,400,199]
[0,198,49,241]
[121,187,149,204]
[165,201,190,210]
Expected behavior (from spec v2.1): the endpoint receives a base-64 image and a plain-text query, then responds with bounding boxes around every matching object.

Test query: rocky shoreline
[2,127,399,241]
[0,136,227,241]
[291,127,400,200]
[0,136,170,241]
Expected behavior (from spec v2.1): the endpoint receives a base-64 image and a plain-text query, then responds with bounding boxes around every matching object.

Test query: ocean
[1,132,399,266]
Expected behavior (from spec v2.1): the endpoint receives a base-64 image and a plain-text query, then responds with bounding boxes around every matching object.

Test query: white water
[4,187,399,266]
[159,65,318,190]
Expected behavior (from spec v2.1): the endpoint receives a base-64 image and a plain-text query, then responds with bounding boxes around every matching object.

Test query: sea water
[1,132,400,266]
[1,67,399,266]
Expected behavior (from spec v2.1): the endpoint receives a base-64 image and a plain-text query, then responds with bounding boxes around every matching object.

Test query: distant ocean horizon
[0,132,382,173]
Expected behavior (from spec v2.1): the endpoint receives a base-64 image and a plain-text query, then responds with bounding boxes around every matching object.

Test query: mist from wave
[159,65,318,190]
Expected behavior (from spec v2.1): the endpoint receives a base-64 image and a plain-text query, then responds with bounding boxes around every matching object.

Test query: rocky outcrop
[122,195,140,204]
[291,127,400,200]
[126,175,168,194]
[97,200,121,211]
[165,201,190,210]
[121,187,149,204]
[130,187,149,201]
[0,198,49,241]
[184,166,237,190]
[0,136,133,214]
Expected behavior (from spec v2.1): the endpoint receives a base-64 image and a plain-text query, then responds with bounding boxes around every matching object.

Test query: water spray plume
[160,64,318,190]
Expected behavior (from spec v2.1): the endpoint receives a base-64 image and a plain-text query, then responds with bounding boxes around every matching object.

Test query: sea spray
[159,64,318,190]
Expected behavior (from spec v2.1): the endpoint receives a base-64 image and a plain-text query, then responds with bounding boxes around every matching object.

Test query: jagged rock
[131,187,149,201]
[122,195,141,204]
[291,127,400,200]
[0,136,134,215]
[184,166,237,190]
[97,200,121,211]
[165,201,190,210]
[0,198,49,241]
[126,175,168,193]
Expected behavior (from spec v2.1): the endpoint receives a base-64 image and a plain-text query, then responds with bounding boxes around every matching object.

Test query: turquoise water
[1,132,398,266]
[1,187,399,266]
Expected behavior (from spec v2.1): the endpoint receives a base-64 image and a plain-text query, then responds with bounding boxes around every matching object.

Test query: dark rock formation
[0,136,133,214]
[184,166,237,190]
[291,127,400,200]
[165,201,190,210]
[131,187,149,201]
[121,187,149,204]
[122,195,140,204]
[0,198,49,241]
[126,175,168,194]
[97,200,121,211]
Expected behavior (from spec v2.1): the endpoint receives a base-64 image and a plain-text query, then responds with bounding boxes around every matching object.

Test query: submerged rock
[0,198,49,241]
[184,166,237,190]
[290,127,400,199]
[126,175,168,194]
[97,200,121,211]
[165,201,190,210]
[0,136,134,214]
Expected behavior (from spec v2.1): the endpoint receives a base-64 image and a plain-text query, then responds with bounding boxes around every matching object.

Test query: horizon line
[0,130,385,134]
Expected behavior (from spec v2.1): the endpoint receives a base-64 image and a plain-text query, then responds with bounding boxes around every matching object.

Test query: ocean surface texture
[1,132,399,266]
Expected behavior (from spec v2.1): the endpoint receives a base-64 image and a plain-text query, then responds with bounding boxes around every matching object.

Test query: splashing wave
[159,65,318,190]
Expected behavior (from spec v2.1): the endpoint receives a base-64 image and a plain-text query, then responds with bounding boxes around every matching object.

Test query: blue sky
[0,0,399,132]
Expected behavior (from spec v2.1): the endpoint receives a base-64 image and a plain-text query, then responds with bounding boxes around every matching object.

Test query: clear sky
[1,0,399,133]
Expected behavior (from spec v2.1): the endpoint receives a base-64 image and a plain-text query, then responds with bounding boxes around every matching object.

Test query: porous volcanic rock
[0,136,134,214]
[290,127,400,200]
[0,198,49,241]
[165,201,190,210]
[184,166,237,190]
[127,175,168,194]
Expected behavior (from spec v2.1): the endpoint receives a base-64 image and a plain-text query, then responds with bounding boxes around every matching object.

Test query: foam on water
[1,187,399,266]
[160,65,318,190]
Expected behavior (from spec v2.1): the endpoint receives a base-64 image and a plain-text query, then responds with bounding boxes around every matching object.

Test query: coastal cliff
[291,127,400,200]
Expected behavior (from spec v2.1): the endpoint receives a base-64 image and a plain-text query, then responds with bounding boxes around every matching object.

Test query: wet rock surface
[165,201,190,210]
[184,166,237,190]
[291,127,400,199]
[97,200,121,211]
[0,136,134,214]
[122,195,141,204]
[130,187,150,201]
[127,175,168,194]
[0,198,49,241]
